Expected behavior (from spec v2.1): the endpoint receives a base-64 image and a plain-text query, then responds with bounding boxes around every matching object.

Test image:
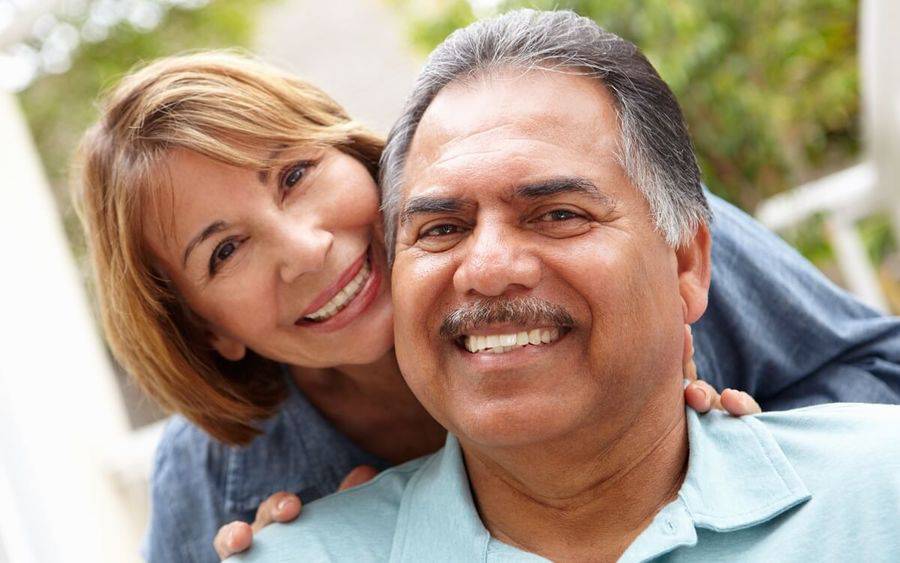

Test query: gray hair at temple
[379,9,711,260]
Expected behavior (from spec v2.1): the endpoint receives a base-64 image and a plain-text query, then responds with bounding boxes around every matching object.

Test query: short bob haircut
[73,51,384,445]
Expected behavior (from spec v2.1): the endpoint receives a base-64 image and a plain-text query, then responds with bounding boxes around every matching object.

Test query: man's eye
[209,238,243,276]
[540,209,581,222]
[422,224,461,238]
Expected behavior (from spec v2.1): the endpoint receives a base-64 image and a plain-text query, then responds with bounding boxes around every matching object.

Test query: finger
[213,521,252,560]
[339,465,379,491]
[720,389,762,416]
[682,325,698,382]
[684,380,713,413]
[252,492,301,533]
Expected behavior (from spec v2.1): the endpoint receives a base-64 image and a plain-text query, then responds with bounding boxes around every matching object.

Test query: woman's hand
[681,325,761,416]
[213,465,378,560]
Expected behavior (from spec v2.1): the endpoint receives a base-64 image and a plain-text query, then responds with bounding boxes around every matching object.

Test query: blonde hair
[72,51,384,445]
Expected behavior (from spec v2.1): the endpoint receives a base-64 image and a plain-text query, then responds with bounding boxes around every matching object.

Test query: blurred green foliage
[17,0,269,246]
[391,0,861,213]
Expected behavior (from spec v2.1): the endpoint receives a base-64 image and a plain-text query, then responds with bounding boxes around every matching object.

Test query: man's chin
[449,401,583,451]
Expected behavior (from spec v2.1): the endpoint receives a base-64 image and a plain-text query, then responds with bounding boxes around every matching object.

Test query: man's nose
[274,221,333,284]
[453,223,541,296]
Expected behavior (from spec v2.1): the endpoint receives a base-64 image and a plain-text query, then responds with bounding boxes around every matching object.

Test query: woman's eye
[209,238,243,276]
[279,160,316,196]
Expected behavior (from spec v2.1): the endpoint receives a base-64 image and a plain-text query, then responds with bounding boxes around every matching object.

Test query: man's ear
[676,223,712,324]
[209,330,247,362]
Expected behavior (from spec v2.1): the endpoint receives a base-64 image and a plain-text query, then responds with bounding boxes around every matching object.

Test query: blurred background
[0,0,897,561]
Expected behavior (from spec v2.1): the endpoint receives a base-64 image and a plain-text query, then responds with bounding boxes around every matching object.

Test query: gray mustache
[439,297,575,339]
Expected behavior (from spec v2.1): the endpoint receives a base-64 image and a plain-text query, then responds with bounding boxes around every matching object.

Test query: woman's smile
[294,244,385,333]
[300,249,371,322]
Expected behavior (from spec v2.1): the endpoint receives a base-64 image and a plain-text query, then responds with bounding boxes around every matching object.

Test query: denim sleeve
[143,418,252,563]
[692,194,900,409]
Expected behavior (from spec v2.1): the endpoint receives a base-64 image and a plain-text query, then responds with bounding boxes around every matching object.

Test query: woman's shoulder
[145,382,390,561]
[152,414,230,492]
[146,415,238,562]
[150,381,390,515]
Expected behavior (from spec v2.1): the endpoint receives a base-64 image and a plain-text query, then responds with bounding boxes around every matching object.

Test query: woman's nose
[276,223,334,284]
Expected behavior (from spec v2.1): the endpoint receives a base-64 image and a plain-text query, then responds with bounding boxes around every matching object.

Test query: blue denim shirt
[144,194,900,562]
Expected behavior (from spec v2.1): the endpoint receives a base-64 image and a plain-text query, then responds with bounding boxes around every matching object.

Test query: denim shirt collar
[223,368,387,513]
[390,409,812,562]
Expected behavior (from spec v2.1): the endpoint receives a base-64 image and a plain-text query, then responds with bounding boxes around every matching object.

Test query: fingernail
[227,528,234,546]
[277,497,291,511]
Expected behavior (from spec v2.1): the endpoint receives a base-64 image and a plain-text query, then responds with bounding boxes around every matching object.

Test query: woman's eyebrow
[257,148,286,185]
[182,220,228,268]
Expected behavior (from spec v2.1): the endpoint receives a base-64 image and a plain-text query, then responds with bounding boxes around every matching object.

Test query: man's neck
[461,390,688,561]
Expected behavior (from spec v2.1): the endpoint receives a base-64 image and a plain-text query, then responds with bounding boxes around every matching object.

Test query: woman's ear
[209,331,247,362]
[676,223,712,324]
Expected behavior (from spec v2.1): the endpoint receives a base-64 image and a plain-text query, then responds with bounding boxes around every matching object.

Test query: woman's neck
[288,352,446,464]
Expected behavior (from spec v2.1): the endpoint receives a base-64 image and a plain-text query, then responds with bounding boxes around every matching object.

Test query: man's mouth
[460,327,563,354]
[301,253,372,323]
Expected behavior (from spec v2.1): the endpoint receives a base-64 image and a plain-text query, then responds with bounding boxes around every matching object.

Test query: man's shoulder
[750,403,900,490]
[233,455,432,562]
[752,402,900,447]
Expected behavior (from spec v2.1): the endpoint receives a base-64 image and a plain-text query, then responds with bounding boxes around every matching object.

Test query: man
[233,10,900,562]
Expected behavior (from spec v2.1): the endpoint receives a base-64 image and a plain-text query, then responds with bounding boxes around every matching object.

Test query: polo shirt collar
[621,409,812,562]
[678,409,811,530]
[389,433,493,561]
[390,409,812,562]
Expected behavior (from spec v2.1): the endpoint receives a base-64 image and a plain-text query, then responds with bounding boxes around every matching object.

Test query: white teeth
[541,328,559,343]
[304,259,371,321]
[462,328,563,354]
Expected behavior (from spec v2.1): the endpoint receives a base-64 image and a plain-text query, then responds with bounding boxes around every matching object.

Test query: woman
[73,52,897,562]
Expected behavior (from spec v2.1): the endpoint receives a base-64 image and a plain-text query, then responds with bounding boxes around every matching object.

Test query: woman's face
[143,146,394,368]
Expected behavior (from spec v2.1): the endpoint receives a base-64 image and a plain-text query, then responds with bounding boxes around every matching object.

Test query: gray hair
[379,9,710,258]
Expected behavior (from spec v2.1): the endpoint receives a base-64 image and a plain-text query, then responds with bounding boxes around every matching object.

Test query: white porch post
[861,0,900,241]
[0,91,139,562]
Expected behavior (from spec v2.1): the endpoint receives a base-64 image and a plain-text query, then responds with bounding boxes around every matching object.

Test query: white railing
[755,0,900,313]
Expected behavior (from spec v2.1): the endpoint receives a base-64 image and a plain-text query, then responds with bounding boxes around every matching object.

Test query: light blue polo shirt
[232,403,900,562]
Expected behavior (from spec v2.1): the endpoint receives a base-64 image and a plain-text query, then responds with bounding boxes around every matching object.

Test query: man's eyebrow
[399,196,476,226]
[514,177,612,205]
[182,221,228,269]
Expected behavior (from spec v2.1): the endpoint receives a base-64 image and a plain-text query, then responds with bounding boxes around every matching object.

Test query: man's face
[392,70,709,449]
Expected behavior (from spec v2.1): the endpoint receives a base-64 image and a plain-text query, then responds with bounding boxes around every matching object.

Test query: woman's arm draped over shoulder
[694,193,900,408]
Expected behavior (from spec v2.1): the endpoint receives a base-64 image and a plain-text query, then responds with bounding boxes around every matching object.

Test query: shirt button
[663,518,677,534]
